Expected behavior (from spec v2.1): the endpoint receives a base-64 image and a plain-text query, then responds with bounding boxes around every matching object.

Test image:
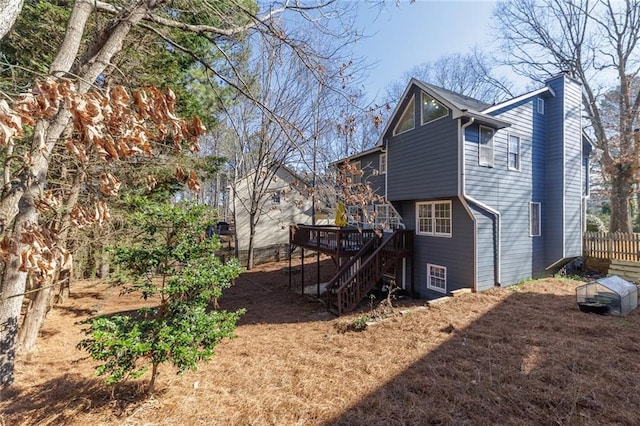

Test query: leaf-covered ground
[2,258,640,425]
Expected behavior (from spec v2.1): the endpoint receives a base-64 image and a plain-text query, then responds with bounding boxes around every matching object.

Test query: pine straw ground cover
[2,258,640,425]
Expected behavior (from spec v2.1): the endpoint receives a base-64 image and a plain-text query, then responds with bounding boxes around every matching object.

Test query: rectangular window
[351,161,361,185]
[508,135,521,170]
[379,153,387,174]
[479,126,495,167]
[530,202,541,236]
[537,98,544,114]
[416,201,451,237]
[272,190,281,204]
[427,264,447,293]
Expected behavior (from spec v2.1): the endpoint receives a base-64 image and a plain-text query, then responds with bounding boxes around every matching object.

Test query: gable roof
[376,78,512,147]
[420,81,492,112]
[235,162,313,189]
[330,145,384,168]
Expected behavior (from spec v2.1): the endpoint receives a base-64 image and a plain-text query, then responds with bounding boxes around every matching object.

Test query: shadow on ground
[1,374,149,424]
[328,289,640,425]
[219,258,340,325]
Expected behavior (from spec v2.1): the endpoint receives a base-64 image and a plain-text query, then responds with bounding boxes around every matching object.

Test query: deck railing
[584,232,640,261]
[290,225,378,257]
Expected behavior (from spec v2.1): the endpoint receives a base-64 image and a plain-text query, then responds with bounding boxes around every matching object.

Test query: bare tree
[221,31,357,268]
[0,0,362,387]
[385,49,514,107]
[493,0,640,232]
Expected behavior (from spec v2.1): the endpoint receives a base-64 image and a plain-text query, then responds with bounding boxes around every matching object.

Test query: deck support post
[301,247,305,295]
[289,227,293,289]
[317,250,321,296]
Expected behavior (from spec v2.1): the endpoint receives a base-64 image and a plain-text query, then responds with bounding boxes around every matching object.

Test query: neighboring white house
[230,164,330,265]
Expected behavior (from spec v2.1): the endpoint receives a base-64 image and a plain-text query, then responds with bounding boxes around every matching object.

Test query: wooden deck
[290,225,379,258]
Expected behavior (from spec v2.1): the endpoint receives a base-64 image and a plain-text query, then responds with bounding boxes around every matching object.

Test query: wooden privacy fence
[583,232,640,261]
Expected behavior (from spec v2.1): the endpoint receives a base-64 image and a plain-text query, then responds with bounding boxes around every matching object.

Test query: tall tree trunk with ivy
[494,0,640,233]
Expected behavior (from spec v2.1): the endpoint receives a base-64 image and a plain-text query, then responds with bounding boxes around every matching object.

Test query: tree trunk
[609,174,634,233]
[636,190,640,231]
[15,150,84,354]
[0,0,151,385]
[0,0,24,40]
[148,361,159,394]
[0,194,37,386]
[16,279,53,354]
[247,214,256,270]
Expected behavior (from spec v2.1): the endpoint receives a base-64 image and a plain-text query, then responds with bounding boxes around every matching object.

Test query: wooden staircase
[326,230,413,315]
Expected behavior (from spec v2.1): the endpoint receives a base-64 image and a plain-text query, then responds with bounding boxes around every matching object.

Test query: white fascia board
[482,87,553,114]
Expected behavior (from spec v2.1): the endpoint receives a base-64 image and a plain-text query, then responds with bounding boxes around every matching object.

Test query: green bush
[586,213,607,232]
[78,200,243,393]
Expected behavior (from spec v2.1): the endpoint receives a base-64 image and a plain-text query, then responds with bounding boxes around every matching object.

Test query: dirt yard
[2,258,640,425]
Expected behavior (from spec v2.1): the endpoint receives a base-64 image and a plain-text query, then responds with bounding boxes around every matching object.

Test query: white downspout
[459,117,502,286]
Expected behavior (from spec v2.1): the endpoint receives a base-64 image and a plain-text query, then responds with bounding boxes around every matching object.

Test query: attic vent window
[421,91,449,125]
[393,95,415,135]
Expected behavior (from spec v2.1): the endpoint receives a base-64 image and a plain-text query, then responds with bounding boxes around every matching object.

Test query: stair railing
[329,230,412,315]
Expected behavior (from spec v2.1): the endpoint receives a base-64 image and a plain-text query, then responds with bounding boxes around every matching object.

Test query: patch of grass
[334,314,370,333]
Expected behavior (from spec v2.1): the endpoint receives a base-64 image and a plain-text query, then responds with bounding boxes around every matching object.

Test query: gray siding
[470,205,496,291]
[386,86,459,201]
[563,79,584,257]
[544,75,584,264]
[544,77,565,265]
[465,97,546,285]
[354,151,386,196]
[398,198,474,297]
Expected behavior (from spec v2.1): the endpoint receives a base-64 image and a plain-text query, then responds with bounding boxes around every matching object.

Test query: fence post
[608,232,613,260]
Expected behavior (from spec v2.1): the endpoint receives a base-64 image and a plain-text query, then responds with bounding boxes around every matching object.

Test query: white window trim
[508,134,521,171]
[537,98,545,114]
[427,263,447,294]
[421,91,449,126]
[351,161,361,185]
[272,190,281,204]
[393,95,416,136]
[416,200,452,238]
[479,125,495,167]
[379,153,387,174]
[530,202,541,237]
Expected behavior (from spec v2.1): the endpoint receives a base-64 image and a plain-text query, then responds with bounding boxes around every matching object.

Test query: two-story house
[341,73,591,299]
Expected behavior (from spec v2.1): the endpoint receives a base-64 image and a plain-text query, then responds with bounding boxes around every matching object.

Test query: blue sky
[350,0,500,102]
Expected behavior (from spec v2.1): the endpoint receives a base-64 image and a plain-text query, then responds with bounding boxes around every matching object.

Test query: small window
[421,91,449,125]
[427,264,447,293]
[416,201,451,237]
[508,135,521,170]
[479,126,495,167]
[537,98,544,114]
[379,153,387,174]
[530,202,541,236]
[393,95,415,135]
[351,161,362,185]
[272,190,281,204]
